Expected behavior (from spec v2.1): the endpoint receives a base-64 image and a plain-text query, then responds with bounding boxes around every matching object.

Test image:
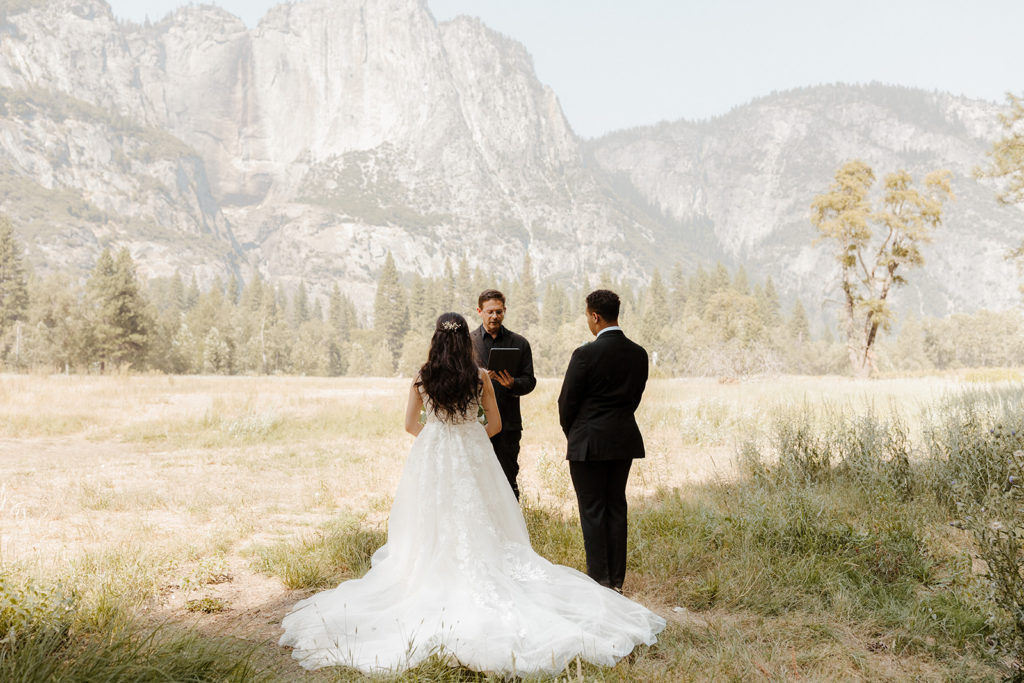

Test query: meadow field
[1,371,1022,681]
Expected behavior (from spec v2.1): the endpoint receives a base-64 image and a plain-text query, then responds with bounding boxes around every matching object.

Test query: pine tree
[541,282,568,334]
[292,281,310,328]
[710,262,731,294]
[168,271,186,312]
[26,272,85,372]
[87,248,154,370]
[760,276,781,327]
[190,286,225,336]
[732,266,750,295]
[638,269,668,351]
[373,252,409,367]
[234,271,265,373]
[407,275,433,333]
[240,270,264,313]
[248,282,279,374]
[227,273,241,305]
[0,214,29,358]
[275,284,288,318]
[790,298,811,343]
[328,283,356,343]
[686,265,711,317]
[669,262,688,322]
[184,274,200,311]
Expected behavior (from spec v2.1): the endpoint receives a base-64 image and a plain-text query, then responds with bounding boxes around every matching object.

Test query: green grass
[0,570,261,682]
[249,516,387,590]
[3,375,1022,680]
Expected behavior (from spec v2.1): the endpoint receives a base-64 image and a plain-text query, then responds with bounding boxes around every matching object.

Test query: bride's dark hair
[415,312,482,422]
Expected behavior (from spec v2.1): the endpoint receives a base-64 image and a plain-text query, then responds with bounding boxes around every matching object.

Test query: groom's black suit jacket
[557,329,648,462]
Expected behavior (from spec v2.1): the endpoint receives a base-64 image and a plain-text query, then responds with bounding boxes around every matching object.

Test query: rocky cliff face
[0,1,1021,318]
[0,0,658,308]
[589,84,1024,317]
[0,0,236,280]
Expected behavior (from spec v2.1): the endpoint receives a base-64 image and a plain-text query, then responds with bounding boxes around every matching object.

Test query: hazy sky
[106,0,1024,138]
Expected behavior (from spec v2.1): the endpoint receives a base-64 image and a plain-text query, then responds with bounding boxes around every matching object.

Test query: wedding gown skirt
[278,414,666,675]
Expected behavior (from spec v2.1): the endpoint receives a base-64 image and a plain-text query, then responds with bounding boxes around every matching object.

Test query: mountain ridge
[0,0,1021,319]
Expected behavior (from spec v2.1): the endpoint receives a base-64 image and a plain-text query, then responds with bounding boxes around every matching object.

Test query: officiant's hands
[489,369,515,389]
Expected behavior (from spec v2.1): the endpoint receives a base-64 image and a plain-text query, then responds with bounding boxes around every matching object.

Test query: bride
[279,312,666,675]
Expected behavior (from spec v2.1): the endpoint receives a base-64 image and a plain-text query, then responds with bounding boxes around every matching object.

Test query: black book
[486,347,521,374]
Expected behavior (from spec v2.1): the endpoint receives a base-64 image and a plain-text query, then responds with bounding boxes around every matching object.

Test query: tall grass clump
[924,386,1024,679]
[628,401,989,657]
[250,516,386,589]
[0,569,260,682]
[743,402,913,499]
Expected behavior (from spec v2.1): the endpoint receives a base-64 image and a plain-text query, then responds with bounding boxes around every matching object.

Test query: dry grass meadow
[1,371,1018,680]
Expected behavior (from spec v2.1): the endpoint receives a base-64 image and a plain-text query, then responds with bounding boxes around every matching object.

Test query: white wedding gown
[278,394,666,675]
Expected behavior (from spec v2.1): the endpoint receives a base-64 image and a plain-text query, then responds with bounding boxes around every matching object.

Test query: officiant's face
[477,299,505,336]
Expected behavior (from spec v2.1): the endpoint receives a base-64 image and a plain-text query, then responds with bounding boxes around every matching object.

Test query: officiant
[471,289,536,500]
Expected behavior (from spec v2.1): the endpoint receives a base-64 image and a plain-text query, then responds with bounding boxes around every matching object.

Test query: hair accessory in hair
[440,320,461,332]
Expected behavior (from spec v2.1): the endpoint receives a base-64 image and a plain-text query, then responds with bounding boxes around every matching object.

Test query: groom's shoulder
[621,333,648,357]
[572,338,598,356]
[597,330,647,356]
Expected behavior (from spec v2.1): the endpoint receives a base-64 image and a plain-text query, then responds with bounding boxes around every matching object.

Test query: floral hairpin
[440,320,461,331]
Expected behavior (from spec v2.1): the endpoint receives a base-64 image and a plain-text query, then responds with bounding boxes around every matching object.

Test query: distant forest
[2,216,1022,378]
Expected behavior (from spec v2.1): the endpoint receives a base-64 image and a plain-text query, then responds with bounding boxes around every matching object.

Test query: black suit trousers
[568,459,632,589]
[491,429,522,500]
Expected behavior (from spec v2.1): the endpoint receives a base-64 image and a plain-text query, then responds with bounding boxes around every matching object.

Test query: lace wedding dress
[278,392,666,675]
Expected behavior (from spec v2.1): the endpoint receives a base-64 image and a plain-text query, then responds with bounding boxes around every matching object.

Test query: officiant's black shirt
[471,325,536,431]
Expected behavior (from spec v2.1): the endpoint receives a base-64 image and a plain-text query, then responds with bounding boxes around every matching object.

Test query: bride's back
[416,313,482,424]
[419,385,480,425]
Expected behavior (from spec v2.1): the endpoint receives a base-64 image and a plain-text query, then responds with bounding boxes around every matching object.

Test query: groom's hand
[489,370,515,389]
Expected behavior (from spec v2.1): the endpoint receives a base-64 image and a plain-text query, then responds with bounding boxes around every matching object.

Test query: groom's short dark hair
[586,289,619,322]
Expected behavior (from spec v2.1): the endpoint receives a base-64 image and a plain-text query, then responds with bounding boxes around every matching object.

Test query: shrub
[924,387,1024,679]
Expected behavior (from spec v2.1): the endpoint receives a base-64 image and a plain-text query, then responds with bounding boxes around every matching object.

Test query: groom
[557,289,648,592]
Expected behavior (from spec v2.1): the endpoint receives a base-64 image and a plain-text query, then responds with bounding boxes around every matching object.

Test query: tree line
[2,90,1023,378]
[2,213,1024,377]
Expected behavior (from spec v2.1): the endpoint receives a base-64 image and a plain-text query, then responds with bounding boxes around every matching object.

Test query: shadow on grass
[0,610,263,682]
[6,457,1003,681]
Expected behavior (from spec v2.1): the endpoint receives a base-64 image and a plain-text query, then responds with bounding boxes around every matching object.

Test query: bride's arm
[404,379,424,436]
[480,369,502,438]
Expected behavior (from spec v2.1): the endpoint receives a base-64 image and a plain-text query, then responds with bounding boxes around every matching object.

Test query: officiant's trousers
[491,429,522,500]
[569,459,633,590]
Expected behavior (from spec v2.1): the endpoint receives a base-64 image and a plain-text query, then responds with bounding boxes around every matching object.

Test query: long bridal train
[278,401,665,675]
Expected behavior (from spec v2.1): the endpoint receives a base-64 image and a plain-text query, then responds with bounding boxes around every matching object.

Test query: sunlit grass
[1,372,1020,680]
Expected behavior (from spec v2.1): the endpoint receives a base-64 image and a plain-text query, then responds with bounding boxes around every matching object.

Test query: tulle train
[278,418,665,675]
